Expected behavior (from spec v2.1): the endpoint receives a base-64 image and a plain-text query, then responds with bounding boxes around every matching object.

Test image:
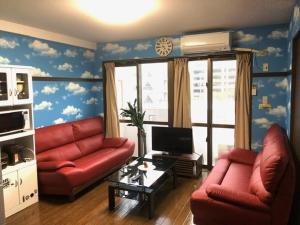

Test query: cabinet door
[0,68,13,106]
[2,171,19,212]
[18,164,38,204]
[11,68,32,105]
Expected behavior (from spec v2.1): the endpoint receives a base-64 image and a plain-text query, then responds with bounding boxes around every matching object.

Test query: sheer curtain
[173,58,192,128]
[234,53,251,149]
[104,62,120,138]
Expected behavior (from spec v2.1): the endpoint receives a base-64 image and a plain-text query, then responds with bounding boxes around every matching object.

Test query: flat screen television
[152,126,193,155]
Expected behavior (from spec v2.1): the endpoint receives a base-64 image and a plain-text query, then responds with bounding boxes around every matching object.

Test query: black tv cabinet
[145,151,203,178]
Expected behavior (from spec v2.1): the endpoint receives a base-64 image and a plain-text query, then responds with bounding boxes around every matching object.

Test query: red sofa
[35,117,134,198]
[190,124,295,225]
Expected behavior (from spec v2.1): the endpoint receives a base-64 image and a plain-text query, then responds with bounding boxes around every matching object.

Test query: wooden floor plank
[5,171,207,225]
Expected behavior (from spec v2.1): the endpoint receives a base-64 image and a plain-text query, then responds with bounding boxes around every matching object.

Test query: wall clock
[155,37,173,56]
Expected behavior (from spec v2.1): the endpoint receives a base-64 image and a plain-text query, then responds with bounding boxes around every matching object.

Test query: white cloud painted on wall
[134,42,152,51]
[84,97,98,105]
[253,117,273,128]
[53,118,66,124]
[65,82,86,94]
[0,38,19,48]
[81,71,94,79]
[41,86,59,95]
[64,49,78,57]
[33,91,38,97]
[28,40,60,57]
[0,56,10,64]
[34,101,53,111]
[56,63,73,72]
[235,31,263,43]
[83,50,95,61]
[102,43,130,54]
[275,78,288,89]
[31,67,51,77]
[267,30,288,39]
[268,105,287,117]
[62,105,81,115]
[91,85,102,92]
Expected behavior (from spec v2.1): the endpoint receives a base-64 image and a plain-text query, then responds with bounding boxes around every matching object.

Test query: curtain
[105,62,120,138]
[173,58,192,128]
[234,53,251,149]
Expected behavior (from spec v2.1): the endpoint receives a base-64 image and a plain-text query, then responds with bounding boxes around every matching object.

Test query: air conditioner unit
[181,32,232,54]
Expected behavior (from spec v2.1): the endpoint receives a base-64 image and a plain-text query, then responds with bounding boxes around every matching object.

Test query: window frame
[103,53,238,168]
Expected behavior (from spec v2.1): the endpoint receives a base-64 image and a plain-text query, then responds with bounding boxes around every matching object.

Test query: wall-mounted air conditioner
[181,32,232,54]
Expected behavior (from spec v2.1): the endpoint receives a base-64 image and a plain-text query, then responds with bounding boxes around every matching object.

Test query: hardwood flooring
[5,171,207,225]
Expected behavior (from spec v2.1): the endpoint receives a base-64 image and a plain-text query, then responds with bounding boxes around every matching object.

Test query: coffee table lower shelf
[108,168,176,219]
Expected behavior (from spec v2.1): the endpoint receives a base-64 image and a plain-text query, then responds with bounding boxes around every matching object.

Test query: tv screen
[152,126,193,155]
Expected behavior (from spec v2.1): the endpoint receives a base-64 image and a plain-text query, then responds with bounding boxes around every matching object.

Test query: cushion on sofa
[76,134,105,156]
[37,161,76,171]
[101,137,128,148]
[260,125,288,193]
[36,143,82,162]
[35,123,74,153]
[72,117,104,141]
[248,166,273,204]
[221,162,253,192]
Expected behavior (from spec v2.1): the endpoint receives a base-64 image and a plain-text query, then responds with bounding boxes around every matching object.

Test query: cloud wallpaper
[0,31,102,127]
[0,20,295,151]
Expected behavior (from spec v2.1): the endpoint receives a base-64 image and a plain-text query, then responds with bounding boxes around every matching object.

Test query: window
[115,62,169,157]
[189,58,236,166]
[109,56,236,167]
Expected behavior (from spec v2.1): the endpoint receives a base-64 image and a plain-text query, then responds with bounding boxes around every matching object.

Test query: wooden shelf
[0,130,35,142]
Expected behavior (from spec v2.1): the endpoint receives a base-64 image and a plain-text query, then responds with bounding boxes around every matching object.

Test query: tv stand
[146,151,203,178]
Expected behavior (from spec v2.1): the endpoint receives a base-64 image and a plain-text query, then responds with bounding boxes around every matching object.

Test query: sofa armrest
[227,149,257,165]
[206,184,269,212]
[102,137,128,148]
[37,161,76,171]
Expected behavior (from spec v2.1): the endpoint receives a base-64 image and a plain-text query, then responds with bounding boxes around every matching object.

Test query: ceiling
[0,0,295,43]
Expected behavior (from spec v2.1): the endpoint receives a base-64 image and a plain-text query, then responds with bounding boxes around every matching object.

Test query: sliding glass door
[111,56,236,167]
[189,58,236,167]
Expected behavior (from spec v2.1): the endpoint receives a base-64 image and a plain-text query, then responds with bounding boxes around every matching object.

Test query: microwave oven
[0,109,30,135]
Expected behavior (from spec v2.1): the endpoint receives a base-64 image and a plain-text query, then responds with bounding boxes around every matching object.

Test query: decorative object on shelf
[2,145,26,165]
[259,96,272,109]
[155,37,173,56]
[120,99,146,157]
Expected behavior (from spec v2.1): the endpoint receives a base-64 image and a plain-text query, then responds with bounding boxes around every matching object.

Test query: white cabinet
[0,66,32,107]
[2,162,38,217]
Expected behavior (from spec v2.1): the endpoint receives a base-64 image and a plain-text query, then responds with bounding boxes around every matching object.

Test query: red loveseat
[35,117,134,198]
[190,124,295,225]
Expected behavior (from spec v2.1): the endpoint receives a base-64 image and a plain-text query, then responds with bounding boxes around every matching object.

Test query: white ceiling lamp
[74,0,159,25]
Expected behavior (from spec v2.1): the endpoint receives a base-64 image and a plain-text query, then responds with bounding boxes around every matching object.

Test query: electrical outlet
[263,63,269,72]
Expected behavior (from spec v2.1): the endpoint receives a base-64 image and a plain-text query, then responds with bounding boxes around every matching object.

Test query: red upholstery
[35,117,135,197]
[190,124,295,225]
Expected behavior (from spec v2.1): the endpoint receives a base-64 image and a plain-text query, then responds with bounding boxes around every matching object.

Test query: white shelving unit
[0,65,38,218]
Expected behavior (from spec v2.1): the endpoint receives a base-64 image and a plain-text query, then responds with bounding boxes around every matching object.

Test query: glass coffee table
[107,157,177,219]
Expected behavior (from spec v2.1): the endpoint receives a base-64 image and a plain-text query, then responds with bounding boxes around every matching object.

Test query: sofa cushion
[101,137,128,148]
[260,125,288,193]
[76,134,104,156]
[35,123,74,153]
[249,166,273,204]
[74,147,133,183]
[36,143,82,162]
[72,117,104,141]
[221,162,253,192]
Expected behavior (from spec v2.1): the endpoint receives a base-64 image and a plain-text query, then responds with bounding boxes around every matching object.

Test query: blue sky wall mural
[95,24,290,151]
[0,31,103,127]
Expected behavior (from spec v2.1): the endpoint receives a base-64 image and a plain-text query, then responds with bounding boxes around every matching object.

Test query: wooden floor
[6,171,207,225]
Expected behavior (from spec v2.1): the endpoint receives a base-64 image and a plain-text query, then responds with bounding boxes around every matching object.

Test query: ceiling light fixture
[75,0,159,25]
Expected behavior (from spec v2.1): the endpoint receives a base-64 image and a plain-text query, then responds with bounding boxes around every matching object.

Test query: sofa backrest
[249,124,289,204]
[35,117,105,162]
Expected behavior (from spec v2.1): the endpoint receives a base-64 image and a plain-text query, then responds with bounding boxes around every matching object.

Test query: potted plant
[120,99,146,157]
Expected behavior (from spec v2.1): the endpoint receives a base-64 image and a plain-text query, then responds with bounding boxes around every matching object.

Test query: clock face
[155,37,173,56]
